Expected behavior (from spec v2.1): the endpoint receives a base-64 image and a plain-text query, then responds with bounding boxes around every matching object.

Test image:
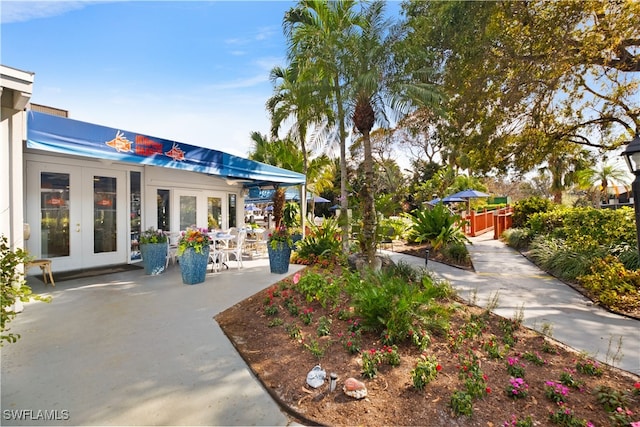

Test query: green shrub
[528,207,636,247]
[440,241,470,265]
[378,216,411,241]
[501,228,532,250]
[528,236,605,281]
[512,196,555,228]
[296,271,340,309]
[578,256,640,312]
[345,268,451,345]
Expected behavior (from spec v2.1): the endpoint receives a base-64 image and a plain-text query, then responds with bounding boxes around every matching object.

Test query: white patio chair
[223,230,246,269]
[208,246,225,273]
[165,231,180,268]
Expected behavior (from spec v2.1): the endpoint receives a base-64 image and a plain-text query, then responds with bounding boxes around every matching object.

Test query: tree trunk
[360,128,377,266]
[335,79,350,252]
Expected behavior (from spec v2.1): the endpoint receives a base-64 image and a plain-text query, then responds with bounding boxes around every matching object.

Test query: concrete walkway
[387,234,640,376]
[1,258,305,426]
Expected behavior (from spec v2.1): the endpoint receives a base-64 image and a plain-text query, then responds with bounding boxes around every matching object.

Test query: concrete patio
[1,258,305,426]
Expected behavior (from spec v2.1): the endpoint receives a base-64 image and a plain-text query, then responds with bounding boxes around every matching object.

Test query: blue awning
[26,111,306,186]
[244,187,325,204]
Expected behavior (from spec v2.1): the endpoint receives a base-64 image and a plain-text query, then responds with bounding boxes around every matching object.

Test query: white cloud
[1,1,112,24]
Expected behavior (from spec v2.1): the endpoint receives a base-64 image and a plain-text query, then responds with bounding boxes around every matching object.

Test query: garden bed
[216,266,640,426]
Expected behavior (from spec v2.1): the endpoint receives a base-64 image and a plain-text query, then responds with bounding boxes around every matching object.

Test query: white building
[1,64,305,273]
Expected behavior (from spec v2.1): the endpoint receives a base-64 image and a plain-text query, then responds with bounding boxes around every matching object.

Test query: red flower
[486,387,491,394]
[635,382,640,389]
[436,364,442,371]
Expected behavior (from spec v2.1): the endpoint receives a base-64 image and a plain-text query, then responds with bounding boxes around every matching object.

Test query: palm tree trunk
[361,128,377,265]
[335,79,350,252]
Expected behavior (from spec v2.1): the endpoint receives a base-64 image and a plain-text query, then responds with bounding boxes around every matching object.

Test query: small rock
[343,377,367,399]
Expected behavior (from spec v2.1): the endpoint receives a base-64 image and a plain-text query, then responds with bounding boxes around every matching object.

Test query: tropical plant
[404,203,469,251]
[282,201,300,229]
[293,217,342,262]
[1,235,50,345]
[345,268,452,345]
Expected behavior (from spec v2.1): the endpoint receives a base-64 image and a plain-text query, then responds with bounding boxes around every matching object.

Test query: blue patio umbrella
[447,189,490,214]
[427,196,466,205]
[448,189,490,199]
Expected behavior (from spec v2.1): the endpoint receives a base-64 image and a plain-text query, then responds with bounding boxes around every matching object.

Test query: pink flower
[293,272,301,285]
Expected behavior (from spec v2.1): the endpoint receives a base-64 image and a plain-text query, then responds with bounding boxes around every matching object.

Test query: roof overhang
[1,65,34,110]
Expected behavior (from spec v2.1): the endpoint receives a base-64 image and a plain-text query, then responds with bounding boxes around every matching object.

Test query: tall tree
[267,61,331,233]
[401,0,640,175]
[284,0,361,251]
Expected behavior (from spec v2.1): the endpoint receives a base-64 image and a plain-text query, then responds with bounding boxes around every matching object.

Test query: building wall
[1,65,33,250]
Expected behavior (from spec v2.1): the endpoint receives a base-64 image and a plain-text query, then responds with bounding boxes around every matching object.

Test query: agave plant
[404,204,469,251]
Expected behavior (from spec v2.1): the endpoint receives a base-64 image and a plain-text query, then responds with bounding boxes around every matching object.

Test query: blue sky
[3,0,368,158]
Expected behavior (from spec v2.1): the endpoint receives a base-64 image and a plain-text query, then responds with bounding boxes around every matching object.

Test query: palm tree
[284,0,360,251]
[577,162,631,206]
[247,132,333,218]
[267,61,333,234]
[538,143,593,204]
[348,1,442,264]
[248,132,302,172]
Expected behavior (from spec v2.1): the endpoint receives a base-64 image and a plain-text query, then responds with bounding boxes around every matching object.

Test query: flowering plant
[544,380,569,403]
[139,227,168,244]
[268,225,294,250]
[176,228,210,256]
[505,377,529,399]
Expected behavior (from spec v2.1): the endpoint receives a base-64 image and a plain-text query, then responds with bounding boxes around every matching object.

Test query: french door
[172,190,225,232]
[27,161,128,271]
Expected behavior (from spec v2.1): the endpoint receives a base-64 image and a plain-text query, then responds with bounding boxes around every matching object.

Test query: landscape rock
[343,377,367,399]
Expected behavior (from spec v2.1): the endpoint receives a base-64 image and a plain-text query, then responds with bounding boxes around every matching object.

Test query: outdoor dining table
[208,232,234,270]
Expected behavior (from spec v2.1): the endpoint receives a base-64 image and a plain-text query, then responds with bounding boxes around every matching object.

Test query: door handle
[76,223,81,232]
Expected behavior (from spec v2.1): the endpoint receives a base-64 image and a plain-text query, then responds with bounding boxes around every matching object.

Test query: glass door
[26,161,127,271]
[82,169,127,268]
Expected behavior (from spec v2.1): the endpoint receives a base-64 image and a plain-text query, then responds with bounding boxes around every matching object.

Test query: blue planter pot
[178,246,210,285]
[267,243,291,274]
[140,243,167,275]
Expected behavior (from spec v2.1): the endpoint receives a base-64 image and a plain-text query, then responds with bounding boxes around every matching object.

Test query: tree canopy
[400,0,639,175]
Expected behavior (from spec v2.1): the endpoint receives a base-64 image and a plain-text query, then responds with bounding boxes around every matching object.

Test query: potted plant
[176,228,210,285]
[267,225,294,274]
[139,227,168,275]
